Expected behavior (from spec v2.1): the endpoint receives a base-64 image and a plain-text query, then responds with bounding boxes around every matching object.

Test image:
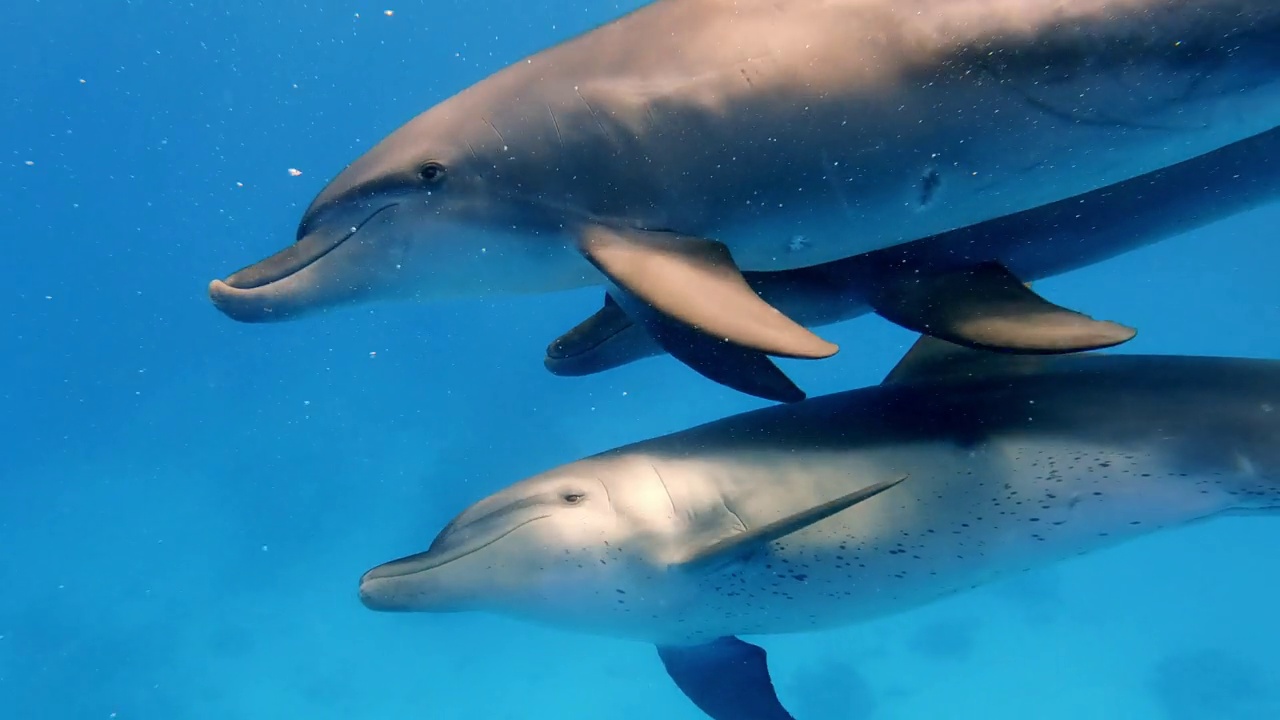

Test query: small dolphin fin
[675,475,907,573]
[657,637,796,720]
[576,225,839,360]
[867,261,1136,354]
[881,334,1060,385]
[544,294,641,377]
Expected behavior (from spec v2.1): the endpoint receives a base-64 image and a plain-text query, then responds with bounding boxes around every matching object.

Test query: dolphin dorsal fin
[879,334,1008,385]
[879,332,1067,386]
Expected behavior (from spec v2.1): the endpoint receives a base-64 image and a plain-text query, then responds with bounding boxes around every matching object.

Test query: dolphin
[545,125,1280,403]
[208,1,1280,363]
[358,337,1280,720]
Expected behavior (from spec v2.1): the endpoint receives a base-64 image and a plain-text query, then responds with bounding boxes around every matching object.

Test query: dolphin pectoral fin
[657,637,796,720]
[605,285,808,404]
[675,475,907,573]
[866,261,1137,354]
[576,225,839,360]
[544,290,806,403]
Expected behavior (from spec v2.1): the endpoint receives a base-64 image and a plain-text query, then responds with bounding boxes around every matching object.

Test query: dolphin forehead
[428,488,563,554]
[300,101,489,224]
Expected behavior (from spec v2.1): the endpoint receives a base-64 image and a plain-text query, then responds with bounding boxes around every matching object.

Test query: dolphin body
[359,338,1280,720]
[209,0,1280,366]
[545,125,1280,403]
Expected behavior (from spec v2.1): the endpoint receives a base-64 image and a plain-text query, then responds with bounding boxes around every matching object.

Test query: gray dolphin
[208,0,1280,362]
[359,337,1280,720]
[545,125,1280,403]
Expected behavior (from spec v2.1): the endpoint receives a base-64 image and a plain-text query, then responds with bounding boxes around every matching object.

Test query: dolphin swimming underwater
[209,0,1280,363]
[359,338,1280,720]
[545,125,1280,403]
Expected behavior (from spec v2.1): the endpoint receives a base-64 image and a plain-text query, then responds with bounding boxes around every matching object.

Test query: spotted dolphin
[359,337,1280,720]
[209,0,1280,365]
[545,125,1280,403]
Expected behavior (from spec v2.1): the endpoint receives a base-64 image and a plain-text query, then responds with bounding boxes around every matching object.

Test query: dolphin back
[641,352,1280,499]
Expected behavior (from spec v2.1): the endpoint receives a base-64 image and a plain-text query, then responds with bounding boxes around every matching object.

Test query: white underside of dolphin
[358,337,1280,720]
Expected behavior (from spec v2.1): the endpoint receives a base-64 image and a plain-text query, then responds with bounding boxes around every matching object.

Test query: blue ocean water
[3,1,1279,718]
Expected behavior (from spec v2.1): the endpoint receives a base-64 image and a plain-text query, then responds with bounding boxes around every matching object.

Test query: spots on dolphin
[687,439,1267,639]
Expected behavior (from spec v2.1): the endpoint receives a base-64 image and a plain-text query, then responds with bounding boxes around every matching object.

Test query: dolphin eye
[562,492,585,505]
[417,161,446,184]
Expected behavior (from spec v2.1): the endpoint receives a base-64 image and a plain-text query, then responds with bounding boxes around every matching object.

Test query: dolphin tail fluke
[657,636,796,720]
[867,261,1136,354]
[575,225,839,360]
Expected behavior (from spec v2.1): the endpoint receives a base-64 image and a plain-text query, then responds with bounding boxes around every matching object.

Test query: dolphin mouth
[358,514,547,611]
[216,203,397,291]
[544,295,640,376]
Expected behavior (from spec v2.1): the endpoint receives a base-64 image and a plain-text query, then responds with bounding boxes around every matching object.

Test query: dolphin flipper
[676,475,907,573]
[867,261,1136,353]
[545,292,806,403]
[657,637,796,720]
[601,288,808,403]
[576,225,839,360]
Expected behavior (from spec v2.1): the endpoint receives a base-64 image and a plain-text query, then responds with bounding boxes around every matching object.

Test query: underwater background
[3,1,1280,718]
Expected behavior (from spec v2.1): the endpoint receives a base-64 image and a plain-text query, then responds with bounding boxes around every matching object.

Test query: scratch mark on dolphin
[547,104,564,150]
[1016,92,1208,131]
[652,464,677,520]
[574,86,615,146]
[599,477,616,514]
[482,117,507,148]
[719,498,748,534]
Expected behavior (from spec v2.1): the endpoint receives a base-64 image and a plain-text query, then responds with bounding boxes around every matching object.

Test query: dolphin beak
[207,204,398,323]
[357,511,550,612]
[206,273,357,324]
[544,299,647,376]
[218,225,355,293]
[358,566,418,612]
[358,550,456,613]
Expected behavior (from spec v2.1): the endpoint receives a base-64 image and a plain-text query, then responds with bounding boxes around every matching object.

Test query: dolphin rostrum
[359,337,1280,720]
[545,125,1280,403]
[209,1,1280,363]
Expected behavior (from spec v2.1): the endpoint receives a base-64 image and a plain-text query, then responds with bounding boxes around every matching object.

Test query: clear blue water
[3,2,1279,719]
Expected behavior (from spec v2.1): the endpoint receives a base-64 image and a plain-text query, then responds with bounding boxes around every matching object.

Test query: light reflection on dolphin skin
[359,338,1280,720]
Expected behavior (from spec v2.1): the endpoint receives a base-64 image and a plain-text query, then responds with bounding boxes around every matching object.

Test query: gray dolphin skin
[359,338,1280,720]
[545,125,1280,403]
[208,0,1280,364]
